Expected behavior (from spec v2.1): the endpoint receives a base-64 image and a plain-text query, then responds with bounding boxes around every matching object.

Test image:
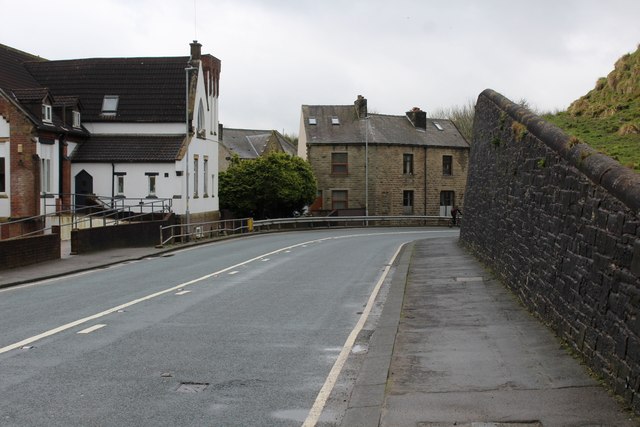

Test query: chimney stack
[355,95,368,119]
[406,107,427,130]
[190,40,202,61]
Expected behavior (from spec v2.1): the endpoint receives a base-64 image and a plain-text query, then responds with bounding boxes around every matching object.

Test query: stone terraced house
[298,96,469,217]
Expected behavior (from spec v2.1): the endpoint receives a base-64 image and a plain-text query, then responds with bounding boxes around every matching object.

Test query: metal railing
[252,215,448,231]
[159,218,253,246]
[0,193,173,240]
[158,215,451,247]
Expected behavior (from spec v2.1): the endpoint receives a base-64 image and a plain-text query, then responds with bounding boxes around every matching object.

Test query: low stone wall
[461,89,640,412]
[0,233,60,270]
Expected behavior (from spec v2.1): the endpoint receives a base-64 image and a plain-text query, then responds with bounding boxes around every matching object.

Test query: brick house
[0,45,88,237]
[218,126,296,172]
[0,41,221,238]
[298,96,469,217]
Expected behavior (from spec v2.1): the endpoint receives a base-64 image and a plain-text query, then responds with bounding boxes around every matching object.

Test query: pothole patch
[418,422,543,427]
[176,382,209,393]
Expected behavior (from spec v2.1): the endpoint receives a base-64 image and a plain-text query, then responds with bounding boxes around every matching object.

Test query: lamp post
[185,65,196,238]
[364,115,369,218]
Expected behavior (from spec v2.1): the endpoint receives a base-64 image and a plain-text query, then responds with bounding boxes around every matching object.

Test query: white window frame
[117,175,125,195]
[42,104,52,123]
[203,156,209,197]
[148,175,157,197]
[72,111,81,128]
[193,156,199,197]
[41,158,51,193]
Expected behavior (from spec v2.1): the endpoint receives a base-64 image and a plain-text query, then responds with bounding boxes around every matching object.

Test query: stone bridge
[461,89,640,413]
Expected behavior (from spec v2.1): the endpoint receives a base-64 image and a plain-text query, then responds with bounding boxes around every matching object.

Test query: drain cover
[176,382,209,393]
[419,423,542,427]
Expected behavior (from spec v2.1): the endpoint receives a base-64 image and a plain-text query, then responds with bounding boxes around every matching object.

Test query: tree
[432,98,537,144]
[219,152,317,219]
[431,100,476,143]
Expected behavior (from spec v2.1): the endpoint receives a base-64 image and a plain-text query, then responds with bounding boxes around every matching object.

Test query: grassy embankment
[544,45,640,172]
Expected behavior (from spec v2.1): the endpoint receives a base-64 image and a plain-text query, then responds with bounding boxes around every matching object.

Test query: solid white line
[77,324,106,334]
[301,242,406,427]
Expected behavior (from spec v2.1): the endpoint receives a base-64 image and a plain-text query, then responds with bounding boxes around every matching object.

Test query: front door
[440,190,454,217]
[74,170,93,210]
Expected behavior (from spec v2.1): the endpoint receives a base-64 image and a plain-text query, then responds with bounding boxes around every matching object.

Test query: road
[0,228,456,426]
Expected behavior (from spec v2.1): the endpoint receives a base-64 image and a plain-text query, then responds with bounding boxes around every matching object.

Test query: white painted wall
[0,115,9,137]
[83,122,184,135]
[71,60,220,217]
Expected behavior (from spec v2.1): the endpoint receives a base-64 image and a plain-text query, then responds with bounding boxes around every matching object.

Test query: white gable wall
[71,60,220,217]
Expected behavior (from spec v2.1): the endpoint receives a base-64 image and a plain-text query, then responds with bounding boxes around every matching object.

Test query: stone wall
[461,89,640,412]
[308,143,468,216]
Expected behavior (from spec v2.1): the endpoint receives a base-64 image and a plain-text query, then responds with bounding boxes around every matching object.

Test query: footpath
[341,236,638,427]
[0,237,638,426]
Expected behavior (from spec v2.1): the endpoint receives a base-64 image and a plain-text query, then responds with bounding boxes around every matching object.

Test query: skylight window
[331,116,340,125]
[102,95,119,115]
[309,117,317,125]
[433,122,444,131]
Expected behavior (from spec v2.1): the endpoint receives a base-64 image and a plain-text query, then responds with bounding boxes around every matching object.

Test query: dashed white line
[175,290,191,296]
[0,230,444,355]
[228,271,239,275]
[77,324,106,334]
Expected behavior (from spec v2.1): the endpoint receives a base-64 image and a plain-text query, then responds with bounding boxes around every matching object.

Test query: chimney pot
[406,108,427,130]
[190,40,202,60]
[355,95,368,119]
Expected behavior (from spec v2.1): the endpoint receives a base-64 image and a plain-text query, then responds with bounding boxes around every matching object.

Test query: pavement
[1,236,638,426]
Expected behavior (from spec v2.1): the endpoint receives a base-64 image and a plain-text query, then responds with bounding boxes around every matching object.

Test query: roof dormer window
[331,116,340,125]
[72,110,81,128]
[101,95,119,116]
[308,117,317,125]
[42,103,52,123]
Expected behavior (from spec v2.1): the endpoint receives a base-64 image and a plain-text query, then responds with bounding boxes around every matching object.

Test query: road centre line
[302,242,406,427]
[77,324,106,334]
[0,230,447,355]
[0,234,382,354]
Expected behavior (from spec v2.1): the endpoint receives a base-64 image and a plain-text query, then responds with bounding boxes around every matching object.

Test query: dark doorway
[75,170,93,210]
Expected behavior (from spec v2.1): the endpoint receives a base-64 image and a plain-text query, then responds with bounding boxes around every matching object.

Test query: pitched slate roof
[0,44,45,91]
[24,57,191,123]
[221,128,296,159]
[70,134,185,162]
[302,104,469,148]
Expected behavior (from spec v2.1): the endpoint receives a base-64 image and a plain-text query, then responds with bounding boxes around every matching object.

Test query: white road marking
[0,230,448,355]
[261,258,270,262]
[77,324,106,334]
[302,242,406,427]
[175,290,191,296]
[228,271,239,275]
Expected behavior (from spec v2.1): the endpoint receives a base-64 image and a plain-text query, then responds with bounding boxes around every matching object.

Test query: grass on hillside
[544,107,640,172]
[543,47,640,173]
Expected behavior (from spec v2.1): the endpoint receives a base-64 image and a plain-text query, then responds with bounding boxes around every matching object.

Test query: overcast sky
[2,0,639,135]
